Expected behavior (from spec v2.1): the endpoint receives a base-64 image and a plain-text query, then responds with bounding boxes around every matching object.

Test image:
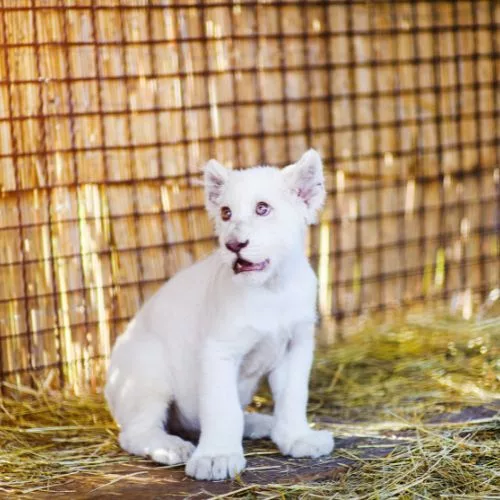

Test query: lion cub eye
[255,201,271,216]
[220,206,232,221]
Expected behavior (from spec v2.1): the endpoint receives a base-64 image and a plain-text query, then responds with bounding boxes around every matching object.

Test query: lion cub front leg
[270,323,334,458]
[185,340,246,480]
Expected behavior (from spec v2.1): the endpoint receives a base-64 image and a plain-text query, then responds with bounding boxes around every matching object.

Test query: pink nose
[225,239,249,254]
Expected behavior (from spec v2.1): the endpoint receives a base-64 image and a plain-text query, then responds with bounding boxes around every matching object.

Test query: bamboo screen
[0,1,498,391]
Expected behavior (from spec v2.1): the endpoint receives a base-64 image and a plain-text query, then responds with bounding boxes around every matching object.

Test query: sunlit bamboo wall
[0,1,498,390]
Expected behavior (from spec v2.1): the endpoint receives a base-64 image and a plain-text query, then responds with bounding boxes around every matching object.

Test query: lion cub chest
[240,329,291,380]
[236,329,290,406]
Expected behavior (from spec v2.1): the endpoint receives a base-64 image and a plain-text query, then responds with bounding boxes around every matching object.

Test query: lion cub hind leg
[118,401,195,465]
[106,332,195,465]
[243,412,273,439]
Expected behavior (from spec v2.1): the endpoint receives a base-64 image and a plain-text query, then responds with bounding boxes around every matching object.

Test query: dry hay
[1,312,499,498]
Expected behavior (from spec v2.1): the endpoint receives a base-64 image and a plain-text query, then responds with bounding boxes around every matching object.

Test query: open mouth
[233,257,270,274]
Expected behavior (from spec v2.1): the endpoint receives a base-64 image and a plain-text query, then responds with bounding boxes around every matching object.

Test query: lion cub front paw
[185,451,246,480]
[273,429,334,458]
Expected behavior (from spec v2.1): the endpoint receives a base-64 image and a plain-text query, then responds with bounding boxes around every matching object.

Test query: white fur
[105,149,334,481]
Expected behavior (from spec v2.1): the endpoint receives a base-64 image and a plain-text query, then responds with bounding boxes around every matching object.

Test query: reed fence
[0,1,498,390]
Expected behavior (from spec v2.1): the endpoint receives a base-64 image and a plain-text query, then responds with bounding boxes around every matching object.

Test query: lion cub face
[204,149,325,286]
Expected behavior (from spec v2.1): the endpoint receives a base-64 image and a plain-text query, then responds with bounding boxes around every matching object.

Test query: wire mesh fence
[0,1,498,390]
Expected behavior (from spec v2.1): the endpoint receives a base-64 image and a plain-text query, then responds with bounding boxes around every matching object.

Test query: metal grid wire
[0,1,498,389]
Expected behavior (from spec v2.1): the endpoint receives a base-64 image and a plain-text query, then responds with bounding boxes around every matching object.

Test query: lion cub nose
[225,239,249,254]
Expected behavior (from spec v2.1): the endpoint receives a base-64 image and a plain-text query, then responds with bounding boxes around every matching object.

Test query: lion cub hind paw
[244,412,273,439]
[149,438,195,465]
[275,429,334,459]
[120,431,195,465]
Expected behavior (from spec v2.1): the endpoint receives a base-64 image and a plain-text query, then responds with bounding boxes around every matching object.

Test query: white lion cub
[105,149,334,480]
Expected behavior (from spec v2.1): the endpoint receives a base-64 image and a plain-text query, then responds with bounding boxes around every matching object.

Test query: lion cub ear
[204,159,229,218]
[282,149,326,224]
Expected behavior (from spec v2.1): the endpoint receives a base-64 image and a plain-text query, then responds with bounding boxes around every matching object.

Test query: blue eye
[256,202,271,216]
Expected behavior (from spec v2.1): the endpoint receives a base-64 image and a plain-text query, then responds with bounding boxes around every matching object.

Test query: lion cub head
[204,149,325,286]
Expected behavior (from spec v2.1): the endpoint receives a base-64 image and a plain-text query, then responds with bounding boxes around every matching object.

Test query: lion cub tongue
[233,258,269,274]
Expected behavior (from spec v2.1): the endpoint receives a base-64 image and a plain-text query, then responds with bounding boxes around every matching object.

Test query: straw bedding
[1,312,498,498]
